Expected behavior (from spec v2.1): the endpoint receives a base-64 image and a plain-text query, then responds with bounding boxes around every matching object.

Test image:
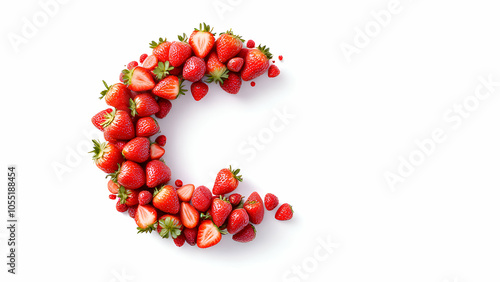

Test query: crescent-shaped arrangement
[90,23,292,249]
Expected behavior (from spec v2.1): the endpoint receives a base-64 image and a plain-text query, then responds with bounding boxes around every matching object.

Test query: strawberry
[101,109,135,141]
[155,135,167,146]
[278,55,283,61]
[183,227,197,246]
[177,184,195,202]
[128,205,138,218]
[111,140,127,152]
[117,186,140,206]
[122,66,156,92]
[153,185,179,214]
[173,233,185,247]
[99,81,131,112]
[191,81,209,101]
[108,161,146,189]
[127,61,138,70]
[116,201,128,212]
[155,98,172,119]
[168,34,192,67]
[122,137,150,163]
[241,45,272,81]
[139,53,148,64]
[150,143,165,160]
[157,214,182,239]
[227,208,249,234]
[103,130,119,143]
[216,29,244,63]
[237,47,248,59]
[213,166,243,195]
[227,57,244,72]
[180,202,200,229]
[129,93,160,117]
[243,192,264,225]
[197,220,224,248]
[210,196,232,227]
[152,61,174,81]
[175,179,183,187]
[182,56,206,82]
[150,38,172,63]
[268,64,280,78]
[228,193,243,207]
[138,190,153,205]
[275,203,293,221]
[136,117,160,137]
[108,179,120,194]
[191,185,213,212]
[145,160,171,188]
[135,204,157,233]
[109,194,116,200]
[220,72,242,94]
[90,139,123,173]
[92,108,113,131]
[264,193,279,211]
[169,66,183,76]
[189,23,215,58]
[246,39,255,48]
[152,75,186,100]
[205,51,228,84]
[232,224,256,243]
[250,81,256,87]
[142,54,158,71]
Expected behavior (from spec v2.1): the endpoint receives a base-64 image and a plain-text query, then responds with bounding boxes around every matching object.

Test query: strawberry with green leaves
[122,137,150,163]
[209,196,232,227]
[152,61,174,81]
[101,109,135,141]
[157,214,182,239]
[213,166,243,195]
[129,93,159,117]
[99,81,131,112]
[153,185,179,214]
[197,219,225,248]
[216,29,244,63]
[275,203,293,221]
[189,23,215,58]
[108,161,146,189]
[145,160,171,188]
[243,192,264,224]
[227,208,249,234]
[205,51,228,84]
[150,37,171,62]
[168,34,192,67]
[220,72,242,94]
[117,186,139,206]
[152,75,186,100]
[135,204,157,233]
[241,45,272,81]
[122,66,156,92]
[90,139,123,173]
[91,108,113,131]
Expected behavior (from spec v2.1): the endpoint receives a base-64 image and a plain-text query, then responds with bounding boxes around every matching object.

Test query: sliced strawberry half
[177,184,195,202]
[135,204,157,233]
[197,220,225,248]
[180,202,200,229]
[189,23,215,59]
[122,66,155,92]
[150,143,165,160]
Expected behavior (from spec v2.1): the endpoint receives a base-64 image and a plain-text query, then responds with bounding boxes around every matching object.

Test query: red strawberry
[278,55,283,61]
[150,37,172,62]
[139,53,148,64]
[275,203,293,220]
[173,234,185,247]
[128,205,138,218]
[157,214,182,239]
[191,81,209,101]
[145,160,171,188]
[189,23,215,59]
[213,166,243,195]
[216,29,244,63]
[138,190,153,205]
[191,185,213,212]
[268,64,280,78]
[129,93,160,117]
[169,66,183,76]
[228,193,243,207]
[169,34,192,67]
[155,135,167,146]
[135,204,157,233]
[153,185,179,214]
[220,72,242,94]
[227,208,249,234]
[246,39,255,48]
[232,224,256,243]
[108,161,146,189]
[152,75,186,100]
[182,56,206,82]
[177,184,195,202]
[108,179,120,194]
[109,194,116,200]
[155,98,172,119]
[210,196,232,227]
[99,81,131,112]
[142,54,158,71]
[197,220,223,248]
[243,192,264,225]
[227,57,244,72]
[205,51,228,84]
[136,117,160,137]
[92,108,113,131]
[111,140,127,152]
[152,61,174,81]
[122,137,150,163]
[264,193,279,211]
[150,143,165,160]
[183,227,197,246]
[237,47,248,58]
[241,45,272,81]
[250,81,256,87]
[101,109,135,141]
[127,61,138,70]
[180,202,200,229]
[116,201,128,212]
[122,66,156,92]
[90,140,123,173]
[117,186,140,206]
[175,179,183,187]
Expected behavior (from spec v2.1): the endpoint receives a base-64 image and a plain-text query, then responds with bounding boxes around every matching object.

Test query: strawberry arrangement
[90,23,289,248]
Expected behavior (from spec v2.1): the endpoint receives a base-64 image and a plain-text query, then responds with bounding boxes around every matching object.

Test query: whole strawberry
[241,45,273,81]
[275,203,293,221]
[122,137,150,163]
[129,93,160,117]
[91,108,113,131]
[138,190,153,205]
[157,214,182,239]
[264,193,279,210]
[99,81,131,112]
[90,140,123,173]
[243,192,265,225]
[210,196,232,227]
[228,193,243,207]
[155,98,172,119]
[183,227,198,246]
[227,208,249,234]
[268,64,280,78]
[227,57,244,72]
[205,51,228,84]
[153,185,179,214]
[182,56,206,82]
[136,117,160,137]
[191,185,213,212]
[189,23,215,59]
[213,166,243,195]
[149,37,171,62]
[101,109,135,141]
[216,29,244,63]
[191,81,209,101]
[169,34,192,67]
[145,160,171,188]
[108,161,146,189]
[232,224,256,243]
[117,186,140,206]
[220,72,242,94]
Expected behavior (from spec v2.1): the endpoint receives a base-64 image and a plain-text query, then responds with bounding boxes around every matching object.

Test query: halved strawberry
[180,202,200,229]
[152,75,186,100]
[157,214,182,239]
[135,204,157,233]
[108,179,120,194]
[150,38,171,63]
[197,220,225,248]
[150,143,165,160]
[142,54,158,71]
[177,184,195,202]
[122,66,155,92]
[189,23,215,59]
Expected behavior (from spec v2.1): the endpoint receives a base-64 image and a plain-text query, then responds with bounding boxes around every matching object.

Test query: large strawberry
[122,66,155,92]
[91,108,113,131]
[227,208,249,234]
[182,56,206,82]
[212,166,243,195]
[243,192,264,224]
[205,51,228,84]
[216,29,244,63]
[108,161,145,189]
[180,202,200,229]
[99,81,131,112]
[90,139,123,173]
[189,23,215,59]
[136,117,160,137]
[122,137,150,163]
[101,109,135,141]
[168,34,192,67]
[149,37,171,62]
[152,75,186,100]
[129,93,159,117]
[210,196,232,227]
[197,220,224,248]
[135,204,157,233]
[157,214,182,239]
[191,185,213,212]
[153,185,179,214]
[145,160,171,188]
[241,45,273,81]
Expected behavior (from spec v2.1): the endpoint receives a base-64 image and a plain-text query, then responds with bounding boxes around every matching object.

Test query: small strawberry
[197,220,224,248]
[111,140,127,152]
[152,75,186,100]
[227,57,244,72]
[173,233,185,247]
[169,34,192,67]
[145,160,171,188]
[109,194,116,200]
[155,98,172,119]
[264,193,279,210]
[127,61,138,70]
[149,37,171,62]
[90,140,124,173]
[246,39,255,48]
[216,29,245,63]
[232,224,256,243]
[182,56,206,82]
[155,135,167,146]
[122,137,150,163]
[92,108,113,131]
[220,72,242,94]
[135,204,157,233]
[183,227,197,246]
[175,179,183,187]
[99,81,131,112]
[116,201,128,212]
[138,190,153,205]
[227,208,249,234]
[108,179,120,194]
[228,193,243,207]
[275,203,293,220]
[101,109,135,141]
[250,81,256,87]
[117,186,140,206]
[139,53,148,64]
[210,196,232,227]
[177,184,195,202]
[122,66,156,92]
[191,81,209,101]
[191,185,213,212]
[268,64,280,78]
[213,166,243,195]
[142,54,159,71]
[205,51,228,84]
[150,143,165,160]
[128,205,138,218]
[241,45,272,81]
[169,66,183,76]
[243,192,265,225]
[129,93,160,117]
[189,23,215,59]
[157,214,182,239]
[180,202,200,229]
[278,55,283,61]
[108,161,146,189]
[153,185,179,214]
[136,117,160,137]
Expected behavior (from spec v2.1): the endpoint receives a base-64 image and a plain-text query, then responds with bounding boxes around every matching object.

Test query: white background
[1,0,500,281]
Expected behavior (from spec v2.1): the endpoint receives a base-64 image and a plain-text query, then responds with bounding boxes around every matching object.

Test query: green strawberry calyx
[137,222,157,234]
[129,98,137,117]
[153,61,174,80]
[117,186,131,205]
[106,163,121,183]
[158,218,182,239]
[90,139,110,161]
[177,33,188,43]
[194,22,215,35]
[121,68,134,86]
[149,37,167,49]
[229,165,243,182]
[206,67,229,84]
[100,108,116,128]
[99,80,111,99]
[257,45,273,60]
[219,29,245,43]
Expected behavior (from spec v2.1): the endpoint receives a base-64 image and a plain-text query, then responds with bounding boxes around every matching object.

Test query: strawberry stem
[99,80,110,99]
[149,37,167,49]
[229,165,243,182]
